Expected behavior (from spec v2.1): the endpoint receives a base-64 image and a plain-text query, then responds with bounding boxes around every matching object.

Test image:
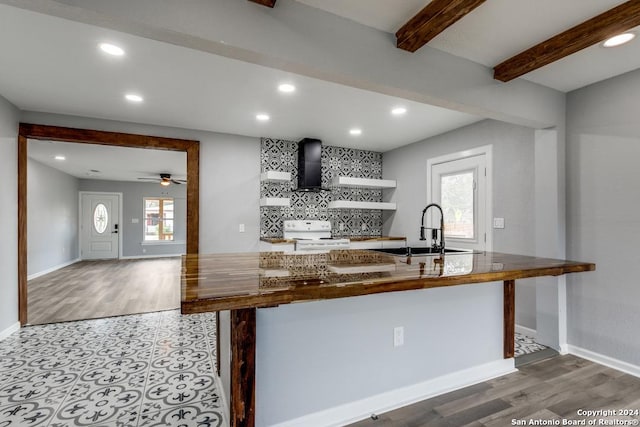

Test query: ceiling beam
[494,1,640,82]
[396,0,486,53]
[248,0,276,8]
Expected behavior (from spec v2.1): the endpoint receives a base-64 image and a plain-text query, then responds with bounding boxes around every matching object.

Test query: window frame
[143,197,175,242]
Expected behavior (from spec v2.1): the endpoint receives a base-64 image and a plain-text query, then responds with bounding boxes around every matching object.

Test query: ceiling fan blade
[138,177,160,181]
[171,179,187,184]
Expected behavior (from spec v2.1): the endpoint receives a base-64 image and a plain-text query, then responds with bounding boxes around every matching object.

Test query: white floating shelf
[328,201,396,210]
[260,171,291,182]
[332,176,396,189]
[260,197,290,207]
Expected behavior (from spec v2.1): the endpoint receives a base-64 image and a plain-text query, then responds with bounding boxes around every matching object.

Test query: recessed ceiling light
[391,107,407,116]
[125,93,143,103]
[349,128,362,136]
[256,113,270,122]
[99,43,125,56]
[54,155,65,161]
[603,32,635,48]
[278,83,296,93]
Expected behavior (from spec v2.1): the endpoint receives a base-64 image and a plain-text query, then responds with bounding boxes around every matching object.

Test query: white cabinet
[382,240,406,249]
[349,241,382,250]
[349,239,406,250]
[259,241,295,252]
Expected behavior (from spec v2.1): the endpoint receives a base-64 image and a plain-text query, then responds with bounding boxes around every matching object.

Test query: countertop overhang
[181,250,594,313]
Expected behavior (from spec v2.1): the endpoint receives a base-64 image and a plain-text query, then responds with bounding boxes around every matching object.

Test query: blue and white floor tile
[0,310,226,427]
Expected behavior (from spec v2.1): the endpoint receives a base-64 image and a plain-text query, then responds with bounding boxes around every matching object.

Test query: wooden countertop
[181,250,594,313]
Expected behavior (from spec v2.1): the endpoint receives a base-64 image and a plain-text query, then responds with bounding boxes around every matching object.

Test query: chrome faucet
[420,203,445,253]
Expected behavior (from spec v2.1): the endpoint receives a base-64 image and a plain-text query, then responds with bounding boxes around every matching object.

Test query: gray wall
[566,68,640,365]
[256,282,503,425]
[27,157,79,275]
[382,119,538,329]
[21,111,261,254]
[0,95,19,334]
[78,179,186,257]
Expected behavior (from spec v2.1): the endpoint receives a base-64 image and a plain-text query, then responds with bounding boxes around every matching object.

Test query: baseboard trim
[567,345,640,378]
[515,324,537,338]
[0,322,20,341]
[27,258,80,281]
[119,254,183,260]
[271,359,516,427]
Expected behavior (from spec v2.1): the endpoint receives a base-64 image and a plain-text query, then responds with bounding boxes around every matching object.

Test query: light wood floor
[27,257,180,325]
[348,355,640,426]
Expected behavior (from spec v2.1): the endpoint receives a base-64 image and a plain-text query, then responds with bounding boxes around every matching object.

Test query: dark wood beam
[396,0,486,53]
[494,1,640,82]
[230,308,256,427]
[503,280,515,359]
[248,0,276,8]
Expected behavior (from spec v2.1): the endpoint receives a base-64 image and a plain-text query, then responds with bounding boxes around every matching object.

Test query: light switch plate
[493,217,505,229]
[131,218,139,224]
[239,224,245,233]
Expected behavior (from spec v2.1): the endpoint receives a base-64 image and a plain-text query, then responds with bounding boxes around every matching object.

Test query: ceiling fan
[137,173,187,186]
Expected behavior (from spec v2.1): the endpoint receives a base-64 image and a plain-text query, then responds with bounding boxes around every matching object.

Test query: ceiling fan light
[160,180,171,186]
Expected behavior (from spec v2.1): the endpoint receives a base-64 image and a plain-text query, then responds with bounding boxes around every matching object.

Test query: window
[93,203,108,234]
[441,170,475,239]
[144,198,174,241]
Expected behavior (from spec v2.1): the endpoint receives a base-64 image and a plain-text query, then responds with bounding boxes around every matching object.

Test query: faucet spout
[420,203,445,253]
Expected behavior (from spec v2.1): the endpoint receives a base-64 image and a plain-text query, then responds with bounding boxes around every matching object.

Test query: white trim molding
[567,345,640,379]
[27,258,81,281]
[0,322,20,341]
[271,358,515,427]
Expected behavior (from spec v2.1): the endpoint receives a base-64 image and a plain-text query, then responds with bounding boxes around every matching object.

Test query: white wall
[78,179,186,257]
[27,157,79,275]
[566,68,640,366]
[382,119,538,329]
[0,95,19,334]
[21,111,261,254]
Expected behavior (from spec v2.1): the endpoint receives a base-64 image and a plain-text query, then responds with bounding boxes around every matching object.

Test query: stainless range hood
[297,138,323,191]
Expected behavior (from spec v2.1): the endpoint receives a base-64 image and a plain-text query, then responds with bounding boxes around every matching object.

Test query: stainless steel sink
[370,247,471,256]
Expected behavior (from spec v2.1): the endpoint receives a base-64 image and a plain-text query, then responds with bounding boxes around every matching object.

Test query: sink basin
[370,247,471,256]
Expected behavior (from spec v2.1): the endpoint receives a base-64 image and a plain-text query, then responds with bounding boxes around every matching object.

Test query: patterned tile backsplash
[260,138,384,238]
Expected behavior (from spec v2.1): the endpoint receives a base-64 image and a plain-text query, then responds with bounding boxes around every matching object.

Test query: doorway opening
[18,123,200,325]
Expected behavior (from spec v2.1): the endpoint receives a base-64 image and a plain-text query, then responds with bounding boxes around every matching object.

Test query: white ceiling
[0,4,481,153]
[28,140,186,183]
[2,0,639,162]
[295,0,640,92]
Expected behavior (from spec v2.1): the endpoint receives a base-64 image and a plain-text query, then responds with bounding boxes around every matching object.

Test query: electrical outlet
[339,222,345,231]
[239,224,245,233]
[393,326,404,347]
[131,218,139,224]
[493,217,505,229]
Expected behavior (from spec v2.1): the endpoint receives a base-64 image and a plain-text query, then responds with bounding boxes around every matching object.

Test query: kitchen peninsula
[181,250,594,427]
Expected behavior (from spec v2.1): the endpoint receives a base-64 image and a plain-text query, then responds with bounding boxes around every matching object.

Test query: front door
[80,192,120,259]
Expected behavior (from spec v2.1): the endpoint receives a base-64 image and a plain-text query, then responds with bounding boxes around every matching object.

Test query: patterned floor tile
[0,400,56,426]
[514,332,548,357]
[138,398,224,427]
[0,309,224,427]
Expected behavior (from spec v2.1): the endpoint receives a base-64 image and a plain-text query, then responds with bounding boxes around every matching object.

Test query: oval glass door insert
[93,203,108,234]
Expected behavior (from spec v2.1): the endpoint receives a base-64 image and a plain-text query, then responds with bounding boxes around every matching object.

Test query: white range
[283,220,350,251]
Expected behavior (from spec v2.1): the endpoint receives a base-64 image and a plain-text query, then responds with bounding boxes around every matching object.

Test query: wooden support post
[230,308,256,427]
[503,280,515,358]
